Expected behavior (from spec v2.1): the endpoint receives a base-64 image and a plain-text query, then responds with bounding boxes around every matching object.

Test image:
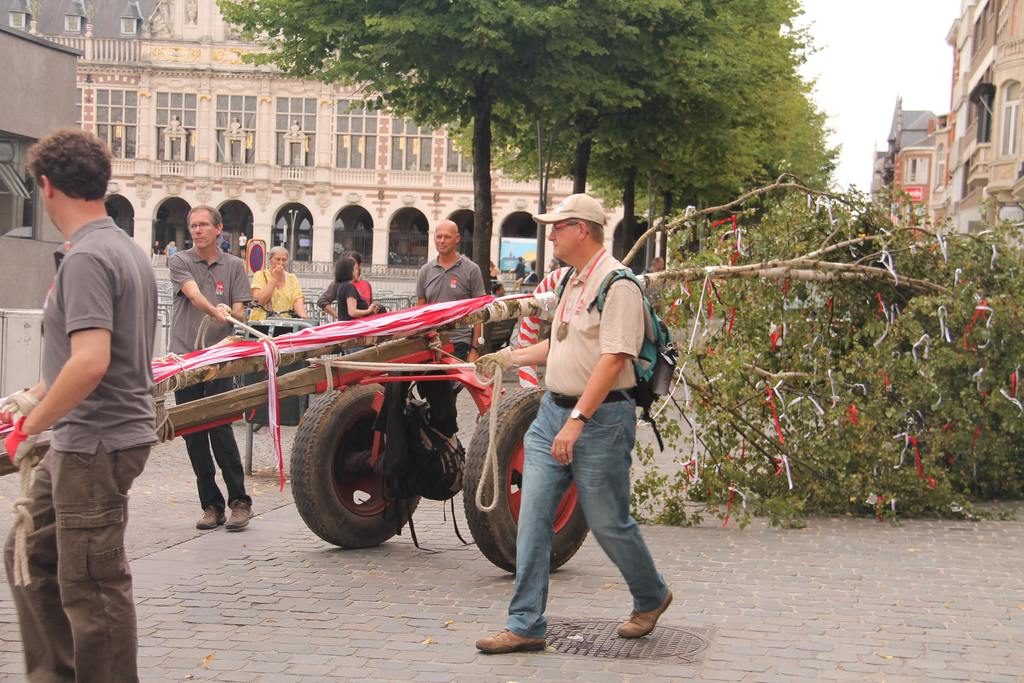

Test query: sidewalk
[0,421,1020,681]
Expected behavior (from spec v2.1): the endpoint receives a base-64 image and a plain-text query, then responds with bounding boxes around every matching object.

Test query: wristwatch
[570,408,590,424]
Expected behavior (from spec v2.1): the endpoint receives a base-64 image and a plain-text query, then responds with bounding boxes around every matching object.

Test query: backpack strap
[554,267,576,300]
[588,268,642,313]
[587,268,667,451]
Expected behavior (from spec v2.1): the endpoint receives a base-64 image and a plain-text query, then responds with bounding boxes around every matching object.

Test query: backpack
[556,267,678,449]
[402,397,465,502]
[373,381,468,548]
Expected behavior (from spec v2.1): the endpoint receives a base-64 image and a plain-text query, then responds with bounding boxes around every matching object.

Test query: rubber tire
[463,386,589,573]
[291,384,418,548]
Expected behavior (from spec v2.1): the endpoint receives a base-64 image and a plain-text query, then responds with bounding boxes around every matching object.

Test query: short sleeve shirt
[415,255,486,344]
[248,269,303,321]
[335,281,369,321]
[168,249,251,353]
[41,218,158,453]
[545,251,644,396]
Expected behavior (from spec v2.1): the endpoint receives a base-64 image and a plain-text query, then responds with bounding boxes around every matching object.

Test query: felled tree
[631,183,1024,527]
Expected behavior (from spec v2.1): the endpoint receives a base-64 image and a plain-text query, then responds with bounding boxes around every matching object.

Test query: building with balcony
[1,0,631,279]
[939,0,1024,230]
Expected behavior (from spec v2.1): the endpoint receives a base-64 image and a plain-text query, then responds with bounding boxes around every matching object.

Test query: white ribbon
[827,369,840,408]
[936,232,948,263]
[877,249,899,286]
[687,274,710,352]
[938,306,952,343]
[781,455,794,490]
[998,389,1024,414]
[912,334,931,362]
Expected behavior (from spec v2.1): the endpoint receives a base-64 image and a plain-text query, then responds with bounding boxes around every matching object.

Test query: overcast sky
[798,0,961,191]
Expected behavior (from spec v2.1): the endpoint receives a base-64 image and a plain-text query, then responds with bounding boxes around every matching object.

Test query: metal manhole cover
[546,619,713,661]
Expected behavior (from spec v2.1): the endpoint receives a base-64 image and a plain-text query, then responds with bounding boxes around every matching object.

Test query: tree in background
[219,0,703,278]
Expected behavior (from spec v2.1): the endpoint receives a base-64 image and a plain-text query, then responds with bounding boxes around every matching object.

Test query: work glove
[475,347,516,378]
[4,418,38,466]
[0,389,39,425]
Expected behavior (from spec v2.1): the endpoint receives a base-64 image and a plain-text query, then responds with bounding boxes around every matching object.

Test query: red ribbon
[727,307,736,336]
[875,292,886,317]
[1011,370,1019,398]
[909,435,924,480]
[769,327,782,352]
[879,370,890,393]
[847,403,859,426]
[765,386,785,444]
[962,298,990,350]
[723,487,735,528]
[971,425,983,452]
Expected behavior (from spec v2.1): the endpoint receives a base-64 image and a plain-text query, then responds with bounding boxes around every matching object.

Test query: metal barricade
[238,317,314,473]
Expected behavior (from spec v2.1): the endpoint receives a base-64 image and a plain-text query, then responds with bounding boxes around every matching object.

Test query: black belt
[549,389,634,409]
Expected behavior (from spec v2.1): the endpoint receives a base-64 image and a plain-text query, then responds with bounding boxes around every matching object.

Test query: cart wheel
[292,384,418,548]
[463,387,588,573]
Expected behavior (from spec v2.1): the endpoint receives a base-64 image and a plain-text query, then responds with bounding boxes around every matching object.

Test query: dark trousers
[5,444,150,683]
[175,377,251,511]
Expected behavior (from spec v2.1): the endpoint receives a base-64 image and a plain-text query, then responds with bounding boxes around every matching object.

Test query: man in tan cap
[474,193,672,654]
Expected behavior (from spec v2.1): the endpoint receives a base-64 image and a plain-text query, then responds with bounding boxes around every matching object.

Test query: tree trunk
[471,83,494,280]
[661,190,673,259]
[571,137,592,193]
[622,167,637,258]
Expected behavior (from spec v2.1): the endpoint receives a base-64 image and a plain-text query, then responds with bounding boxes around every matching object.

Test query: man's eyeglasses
[551,219,580,231]
[189,221,214,229]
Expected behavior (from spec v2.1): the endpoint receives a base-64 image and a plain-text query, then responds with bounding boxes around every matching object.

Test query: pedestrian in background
[474,193,671,654]
[167,205,254,532]
[2,128,157,681]
[318,250,373,320]
[249,245,307,320]
[334,255,382,321]
[416,219,486,360]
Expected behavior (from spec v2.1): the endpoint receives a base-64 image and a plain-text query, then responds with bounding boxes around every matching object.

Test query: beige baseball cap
[533,193,607,226]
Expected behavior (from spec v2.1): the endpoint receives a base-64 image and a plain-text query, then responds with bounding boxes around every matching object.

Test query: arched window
[1001,81,1020,157]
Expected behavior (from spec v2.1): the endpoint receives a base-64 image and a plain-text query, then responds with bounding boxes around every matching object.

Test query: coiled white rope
[11,446,40,586]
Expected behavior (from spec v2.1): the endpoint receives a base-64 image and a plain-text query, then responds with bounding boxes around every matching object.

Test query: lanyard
[558,250,607,326]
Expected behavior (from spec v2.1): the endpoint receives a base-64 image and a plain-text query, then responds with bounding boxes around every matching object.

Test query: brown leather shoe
[617,590,673,638]
[475,629,546,654]
[225,501,252,531]
[196,506,225,530]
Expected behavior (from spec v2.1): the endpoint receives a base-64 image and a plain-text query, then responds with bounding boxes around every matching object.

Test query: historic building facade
[3,0,633,274]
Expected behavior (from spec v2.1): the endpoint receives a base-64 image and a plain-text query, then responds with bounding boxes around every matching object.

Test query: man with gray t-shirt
[415,219,487,360]
[167,205,254,532]
[1,129,157,682]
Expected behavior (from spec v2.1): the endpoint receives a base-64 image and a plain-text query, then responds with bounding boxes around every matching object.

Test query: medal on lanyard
[555,250,606,344]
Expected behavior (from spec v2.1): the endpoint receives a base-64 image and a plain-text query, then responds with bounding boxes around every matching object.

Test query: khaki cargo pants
[4,445,149,683]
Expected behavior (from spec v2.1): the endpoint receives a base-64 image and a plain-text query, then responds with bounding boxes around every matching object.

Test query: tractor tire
[463,387,589,573]
[291,384,418,548]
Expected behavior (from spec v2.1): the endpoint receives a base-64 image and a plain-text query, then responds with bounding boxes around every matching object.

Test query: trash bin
[240,317,313,426]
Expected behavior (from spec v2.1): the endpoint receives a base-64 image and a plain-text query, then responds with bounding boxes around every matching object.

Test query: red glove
[4,418,37,465]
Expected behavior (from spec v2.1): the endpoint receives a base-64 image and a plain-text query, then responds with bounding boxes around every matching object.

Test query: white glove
[0,390,39,425]
[475,347,516,377]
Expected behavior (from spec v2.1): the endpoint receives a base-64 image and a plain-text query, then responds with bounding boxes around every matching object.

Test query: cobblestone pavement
[0,392,1020,682]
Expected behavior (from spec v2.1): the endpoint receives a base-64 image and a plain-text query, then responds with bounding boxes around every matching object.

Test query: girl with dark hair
[335,256,381,321]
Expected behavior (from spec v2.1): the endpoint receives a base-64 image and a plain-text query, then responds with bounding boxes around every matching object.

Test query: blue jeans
[506,392,668,638]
